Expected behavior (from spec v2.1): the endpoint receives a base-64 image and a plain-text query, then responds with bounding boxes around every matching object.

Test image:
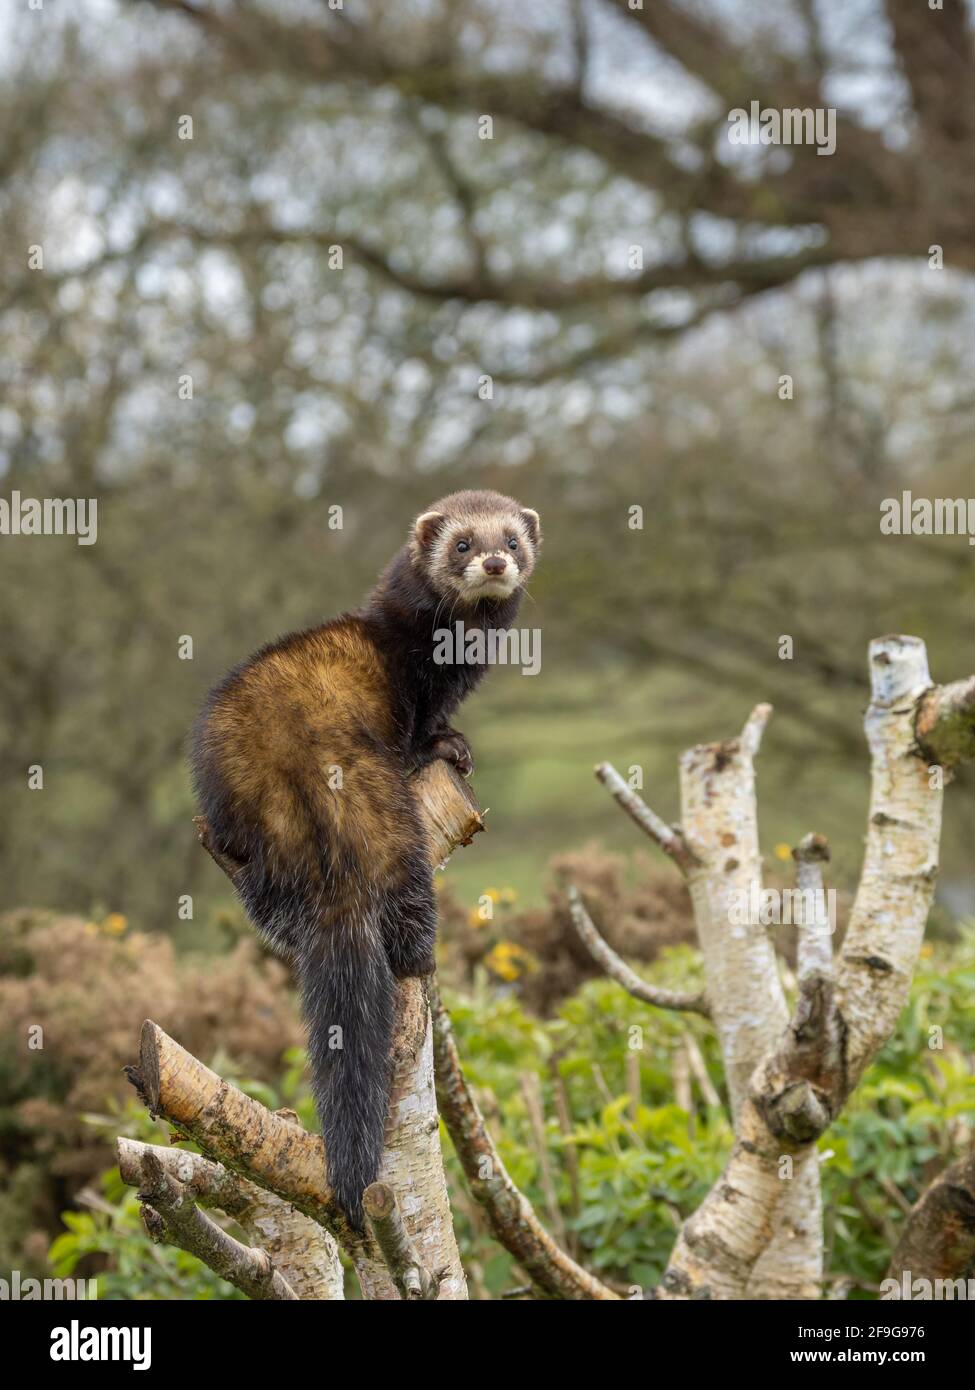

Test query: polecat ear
[520,507,541,545]
[413,510,446,551]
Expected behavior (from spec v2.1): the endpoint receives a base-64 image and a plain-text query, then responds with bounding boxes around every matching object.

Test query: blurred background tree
[3,0,974,923]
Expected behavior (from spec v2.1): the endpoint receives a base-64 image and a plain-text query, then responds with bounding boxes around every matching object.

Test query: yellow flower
[483,887,501,903]
[102,912,128,936]
[468,907,487,929]
[484,940,534,982]
[919,943,934,959]
[499,887,517,905]
[774,843,793,862]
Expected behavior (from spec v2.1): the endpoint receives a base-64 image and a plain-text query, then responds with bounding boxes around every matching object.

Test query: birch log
[118,1137,344,1299]
[677,704,822,1299]
[661,635,968,1299]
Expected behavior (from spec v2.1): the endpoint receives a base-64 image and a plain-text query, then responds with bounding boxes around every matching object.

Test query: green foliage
[49,1171,245,1302]
[442,932,975,1297]
[821,935,975,1294]
[50,933,975,1299]
[0,906,302,1276]
[443,956,728,1296]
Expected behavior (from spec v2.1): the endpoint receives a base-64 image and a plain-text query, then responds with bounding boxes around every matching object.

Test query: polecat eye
[456,539,470,553]
[507,537,518,550]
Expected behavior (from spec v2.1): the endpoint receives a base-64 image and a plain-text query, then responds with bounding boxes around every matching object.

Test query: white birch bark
[662,635,959,1299]
[677,704,822,1299]
[835,636,942,1083]
[118,1137,345,1299]
[353,977,468,1300]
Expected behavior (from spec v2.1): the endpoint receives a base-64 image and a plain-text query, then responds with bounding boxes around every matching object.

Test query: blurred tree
[1,0,974,925]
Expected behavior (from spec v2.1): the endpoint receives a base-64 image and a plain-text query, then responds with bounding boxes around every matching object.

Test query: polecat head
[410,489,541,605]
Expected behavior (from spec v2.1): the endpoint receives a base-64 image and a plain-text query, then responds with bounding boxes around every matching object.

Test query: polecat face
[411,489,541,605]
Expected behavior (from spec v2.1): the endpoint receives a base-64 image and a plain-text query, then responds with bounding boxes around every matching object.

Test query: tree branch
[429,978,619,1301]
[137,0,904,258]
[886,1147,975,1292]
[793,833,834,988]
[594,761,699,873]
[885,0,974,147]
[118,1136,344,1300]
[567,886,709,1016]
[363,1182,443,1301]
[914,674,975,769]
[136,1150,299,1300]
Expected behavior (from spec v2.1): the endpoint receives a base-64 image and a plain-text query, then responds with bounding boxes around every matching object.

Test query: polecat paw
[429,731,474,777]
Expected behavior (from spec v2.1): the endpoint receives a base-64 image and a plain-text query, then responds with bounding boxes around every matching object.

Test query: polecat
[191,489,541,1229]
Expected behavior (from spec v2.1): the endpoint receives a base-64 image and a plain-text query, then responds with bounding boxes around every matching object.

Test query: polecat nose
[482,555,507,576]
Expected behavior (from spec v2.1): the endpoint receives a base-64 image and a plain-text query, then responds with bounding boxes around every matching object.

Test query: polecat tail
[297,911,395,1231]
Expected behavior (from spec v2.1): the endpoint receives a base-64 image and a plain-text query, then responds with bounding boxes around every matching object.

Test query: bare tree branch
[429,978,620,1301]
[118,1137,345,1299]
[567,886,709,1015]
[363,1183,443,1301]
[885,0,975,146]
[594,761,699,873]
[136,1150,299,1300]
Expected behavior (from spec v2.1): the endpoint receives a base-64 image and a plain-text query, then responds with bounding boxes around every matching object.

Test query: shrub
[0,908,301,1273]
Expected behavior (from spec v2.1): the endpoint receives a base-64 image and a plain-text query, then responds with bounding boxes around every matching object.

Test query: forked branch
[136,1150,299,1301]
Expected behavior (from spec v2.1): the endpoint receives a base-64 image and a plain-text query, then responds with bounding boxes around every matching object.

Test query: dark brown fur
[191,490,540,1227]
